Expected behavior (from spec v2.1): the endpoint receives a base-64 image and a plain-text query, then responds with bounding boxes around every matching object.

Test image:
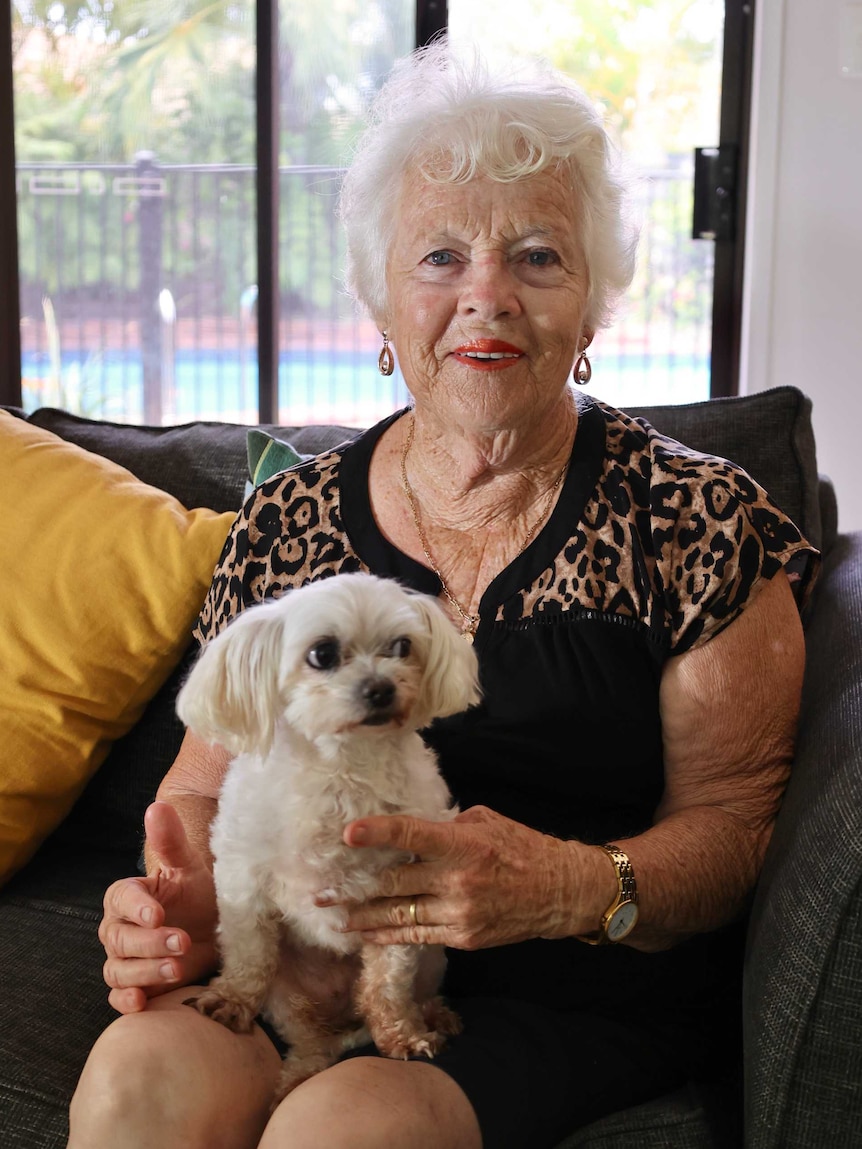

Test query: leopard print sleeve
[192,449,365,648]
[644,427,820,655]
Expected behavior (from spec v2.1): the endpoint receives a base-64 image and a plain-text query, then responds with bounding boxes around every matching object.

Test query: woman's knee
[259,1057,481,1149]
[69,992,281,1149]
[70,1011,179,1145]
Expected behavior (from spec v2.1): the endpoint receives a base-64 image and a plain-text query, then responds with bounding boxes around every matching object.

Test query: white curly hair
[338,43,638,334]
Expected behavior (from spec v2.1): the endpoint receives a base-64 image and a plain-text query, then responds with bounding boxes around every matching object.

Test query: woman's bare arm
[146,730,232,871]
[616,568,805,950]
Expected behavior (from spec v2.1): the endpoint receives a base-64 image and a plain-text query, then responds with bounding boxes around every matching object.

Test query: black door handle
[692,145,738,241]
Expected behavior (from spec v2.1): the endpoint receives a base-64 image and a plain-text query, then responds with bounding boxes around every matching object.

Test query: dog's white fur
[176,573,480,1102]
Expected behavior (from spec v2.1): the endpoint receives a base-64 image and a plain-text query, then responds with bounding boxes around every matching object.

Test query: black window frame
[710,0,755,398]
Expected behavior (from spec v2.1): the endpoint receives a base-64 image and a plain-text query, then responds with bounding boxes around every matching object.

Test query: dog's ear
[176,602,289,756]
[409,594,481,727]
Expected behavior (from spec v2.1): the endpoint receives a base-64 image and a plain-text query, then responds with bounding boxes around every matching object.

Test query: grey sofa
[1,385,859,1148]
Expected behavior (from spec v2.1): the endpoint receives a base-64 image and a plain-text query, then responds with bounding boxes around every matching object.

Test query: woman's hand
[332,805,609,949]
[99,801,219,1014]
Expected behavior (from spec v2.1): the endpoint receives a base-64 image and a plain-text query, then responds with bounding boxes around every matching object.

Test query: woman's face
[384,165,591,435]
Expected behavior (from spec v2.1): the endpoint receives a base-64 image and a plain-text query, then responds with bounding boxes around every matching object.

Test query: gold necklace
[399,414,568,642]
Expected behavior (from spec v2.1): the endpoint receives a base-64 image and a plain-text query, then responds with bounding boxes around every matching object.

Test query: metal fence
[16,156,713,425]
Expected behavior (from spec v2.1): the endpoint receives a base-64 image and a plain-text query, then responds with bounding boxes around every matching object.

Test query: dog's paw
[393,1027,450,1060]
[373,1019,451,1061]
[421,997,463,1038]
[184,988,257,1033]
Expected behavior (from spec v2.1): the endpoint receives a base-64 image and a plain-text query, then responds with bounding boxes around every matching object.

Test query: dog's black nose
[363,679,396,710]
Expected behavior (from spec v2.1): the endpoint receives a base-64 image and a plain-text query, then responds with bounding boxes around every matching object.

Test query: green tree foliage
[12,0,719,330]
[449,0,722,155]
[13,1,255,163]
[12,0,413,165]
[12,0,412,312]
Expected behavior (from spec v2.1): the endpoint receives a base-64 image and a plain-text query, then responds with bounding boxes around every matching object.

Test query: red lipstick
[451,339,525,371]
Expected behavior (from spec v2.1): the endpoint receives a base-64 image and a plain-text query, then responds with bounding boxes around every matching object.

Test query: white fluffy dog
[176,572,480,1102]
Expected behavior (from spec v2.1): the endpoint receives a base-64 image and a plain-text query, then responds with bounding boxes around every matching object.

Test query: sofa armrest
[744,530,862,1147]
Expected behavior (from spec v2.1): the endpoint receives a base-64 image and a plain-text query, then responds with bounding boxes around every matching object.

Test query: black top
[195,397,818,1052]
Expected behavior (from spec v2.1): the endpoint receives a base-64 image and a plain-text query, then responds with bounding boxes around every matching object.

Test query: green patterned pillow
[246,429,306,492]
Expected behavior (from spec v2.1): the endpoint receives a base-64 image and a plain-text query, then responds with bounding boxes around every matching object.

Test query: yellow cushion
[0,411,235,886]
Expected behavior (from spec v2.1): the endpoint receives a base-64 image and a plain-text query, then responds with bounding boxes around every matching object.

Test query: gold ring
[409,897,419,927]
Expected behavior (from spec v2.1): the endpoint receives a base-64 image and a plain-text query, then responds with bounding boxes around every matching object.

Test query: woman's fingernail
[141,906,154,924]
[166,934,181,953]
[160,962,175,980]
[350,825,368,845]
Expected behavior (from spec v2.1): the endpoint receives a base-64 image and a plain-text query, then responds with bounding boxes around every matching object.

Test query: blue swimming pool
[21,347,710,424]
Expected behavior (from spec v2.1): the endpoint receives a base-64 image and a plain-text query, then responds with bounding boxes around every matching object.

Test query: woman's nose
[457,258,523,321]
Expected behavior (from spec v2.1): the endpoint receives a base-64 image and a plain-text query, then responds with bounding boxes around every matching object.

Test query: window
[5,1,744,424]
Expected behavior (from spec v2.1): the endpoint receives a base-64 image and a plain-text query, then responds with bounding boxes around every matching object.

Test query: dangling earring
[378,331,395,377]
[573,338,592,385]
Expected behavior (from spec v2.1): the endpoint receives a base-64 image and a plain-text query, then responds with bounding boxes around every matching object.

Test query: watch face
[607,901,639,942]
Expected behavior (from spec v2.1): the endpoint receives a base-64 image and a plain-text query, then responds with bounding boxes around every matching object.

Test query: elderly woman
[69,46,817,1149]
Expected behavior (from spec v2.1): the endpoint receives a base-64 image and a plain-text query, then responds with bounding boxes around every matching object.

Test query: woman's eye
[306,638,341,671]
[424,250,454,266]
[387,636,411,659]
[525,249,559,267]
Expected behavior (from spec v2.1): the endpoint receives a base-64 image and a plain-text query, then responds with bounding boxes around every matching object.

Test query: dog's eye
[306,639,341,671]
[387,636,411,659]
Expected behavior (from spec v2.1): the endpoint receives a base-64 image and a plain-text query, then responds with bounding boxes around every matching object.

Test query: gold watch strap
[576,843,638,946]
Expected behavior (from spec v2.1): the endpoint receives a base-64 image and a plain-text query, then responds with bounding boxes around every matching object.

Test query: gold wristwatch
[577,844,639,945]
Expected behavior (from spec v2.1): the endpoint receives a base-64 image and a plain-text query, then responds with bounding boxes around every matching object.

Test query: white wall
[742,0,862,534]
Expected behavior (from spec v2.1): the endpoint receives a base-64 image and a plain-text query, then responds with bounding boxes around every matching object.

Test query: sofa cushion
[0,413,235,885]
[744,531,862,1146]
[556,1082,735,1147]
[50,648,197,860]
[0,848,120,1149]
[25,407,358,514]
